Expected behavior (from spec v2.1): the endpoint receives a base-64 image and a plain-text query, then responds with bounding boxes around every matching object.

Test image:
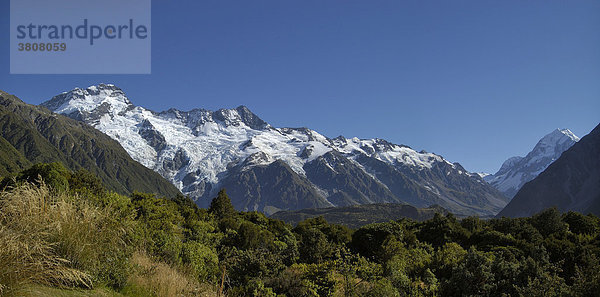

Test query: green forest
[1,163,599,297]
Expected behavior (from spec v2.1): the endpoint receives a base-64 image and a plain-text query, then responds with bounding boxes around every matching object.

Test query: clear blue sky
[1,0,599,173]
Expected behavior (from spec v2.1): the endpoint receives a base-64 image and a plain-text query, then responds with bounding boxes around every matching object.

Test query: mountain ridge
[42,84,509,216]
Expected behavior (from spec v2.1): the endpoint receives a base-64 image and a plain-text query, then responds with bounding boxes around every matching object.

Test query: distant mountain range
[2,84,596,219]
[41,84,508,216]
[484,129,579,198]
[0,89,180,197]
[498,123,600,218]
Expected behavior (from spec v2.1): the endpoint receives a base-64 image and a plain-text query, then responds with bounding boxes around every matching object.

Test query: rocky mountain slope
[0,89,180,197]
[498,123,600,217]
[485,129,579,198]
[42,84,509,215]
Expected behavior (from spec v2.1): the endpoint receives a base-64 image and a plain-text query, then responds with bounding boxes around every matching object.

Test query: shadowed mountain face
[41,84,509,216]
[209,159,332,214]
[303,151,399,206]
[0,89,180,198]
[498,124,600,218]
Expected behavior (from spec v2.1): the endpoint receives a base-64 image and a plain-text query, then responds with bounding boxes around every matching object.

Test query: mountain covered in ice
[498,124,600,217]
[484,129,580,198]
[42,84,509,216]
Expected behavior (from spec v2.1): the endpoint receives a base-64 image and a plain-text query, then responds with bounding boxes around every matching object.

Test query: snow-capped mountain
[498,124,599,218]
[42,84,508,216]
[484,129,580,198]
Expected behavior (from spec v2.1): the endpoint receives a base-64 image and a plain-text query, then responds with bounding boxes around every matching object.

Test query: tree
[181,241,219,282]
[68,168,106,197]
[237,221,275,250]
[351,221,404,261]
[530,208,568,237]
[209,189,236,220]
[418,213,467,248]
[130,192,185,264]
[563,211,598,235]
[441,247,494,296]
[294,217,350,264]
[461,216,483,233]
[4,162,71,192]
[433,242,467,278]
[297,227,334,264]
[571,253,600,296]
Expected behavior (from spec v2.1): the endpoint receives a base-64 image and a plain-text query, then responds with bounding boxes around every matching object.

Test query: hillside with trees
[271,203,448,229]
[0,90,180,198]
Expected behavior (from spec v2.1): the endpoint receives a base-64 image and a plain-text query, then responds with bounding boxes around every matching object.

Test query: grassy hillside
[0,90,179,197]
[0,135,31,176]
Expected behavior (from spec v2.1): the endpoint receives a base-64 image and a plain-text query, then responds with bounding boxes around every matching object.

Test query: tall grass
[0,183,128,295]
[126,251,219,297]
[0,182,220,296]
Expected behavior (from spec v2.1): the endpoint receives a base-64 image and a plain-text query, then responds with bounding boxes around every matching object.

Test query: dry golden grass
[0,183,219,297]
[128,251,219,297]
[0,183,118,295]
[16,285,124,297]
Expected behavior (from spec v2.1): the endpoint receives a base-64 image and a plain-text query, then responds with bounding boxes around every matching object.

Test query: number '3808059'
[18,43,67,52]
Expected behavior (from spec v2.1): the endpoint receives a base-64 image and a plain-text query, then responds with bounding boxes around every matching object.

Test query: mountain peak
[485,128,580,198]
[531,128,580,156]
[542,128,580,143]
[498,123,600,217]
[212,105,269,130]
[42,84,133,118]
